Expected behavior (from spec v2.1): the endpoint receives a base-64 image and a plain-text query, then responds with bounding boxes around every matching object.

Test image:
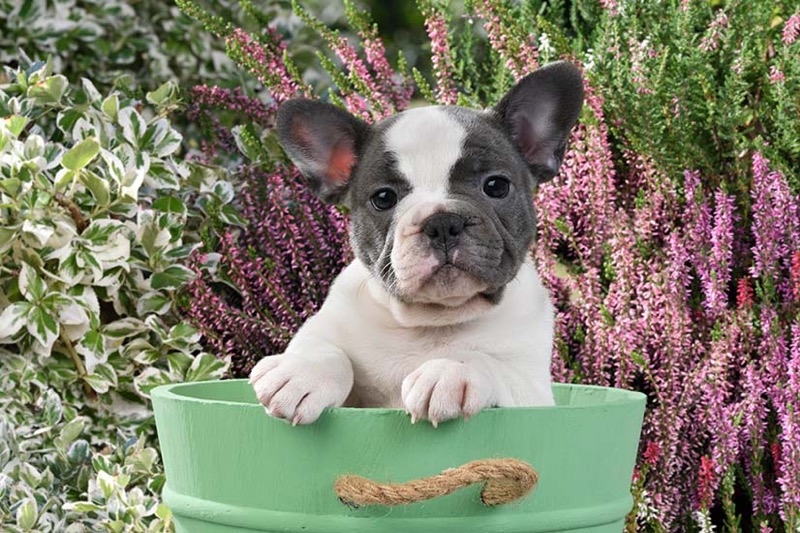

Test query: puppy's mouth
[395,255,492,307]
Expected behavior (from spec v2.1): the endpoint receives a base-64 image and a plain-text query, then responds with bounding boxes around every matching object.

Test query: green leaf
[81,78,101,103]
[101,94,119,120]
[66,439,91,464]
[68,502,103,513]
[81,170,110,205]
[219,205,247,226]
[185,352,227,382]
[19,262,46,302]
[84,371,111,394]
[0,177,21,196]
[155,502,172,521]
[146,81,178,106]
[103,318,147,338]
[0,301,33,338]
[211,181,234,204]
[150,265,196,290]
[56,418,86,452]
[27,305,59,349]
[62,137,100,171]
[152,196,187,215]
[136,291,172,316]
[97,470,116,499]
[118,107,146,146]
[15,498,37,530]
[5,115,30,137]
[28,74,68,105]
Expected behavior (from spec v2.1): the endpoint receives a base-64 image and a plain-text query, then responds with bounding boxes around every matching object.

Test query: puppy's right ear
[276,99,370,204]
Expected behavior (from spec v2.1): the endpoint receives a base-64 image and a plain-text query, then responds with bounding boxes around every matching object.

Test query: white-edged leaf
[101,94,119,120]
[118,107,146,146]
[0,302,33,341]
[136,291,172,316]
[80,169,110,205]
[62,137,100,171]
[15,498,37,530]
[22,219,55,246]
[81,78,101,103]
[26,305,59,350]
[184,353,228,382]
[19,262,46,302]
[150,265,196,290]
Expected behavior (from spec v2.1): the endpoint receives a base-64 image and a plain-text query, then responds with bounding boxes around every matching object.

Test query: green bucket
[152,379,645,533]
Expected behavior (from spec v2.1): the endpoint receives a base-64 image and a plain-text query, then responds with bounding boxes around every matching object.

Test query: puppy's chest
[343,326,487,408]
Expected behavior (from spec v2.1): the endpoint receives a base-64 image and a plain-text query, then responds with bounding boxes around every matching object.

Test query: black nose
[422,213,465,248]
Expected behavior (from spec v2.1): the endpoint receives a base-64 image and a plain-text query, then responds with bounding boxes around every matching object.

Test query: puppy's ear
[276,99,370,203]
[493,61,584,183]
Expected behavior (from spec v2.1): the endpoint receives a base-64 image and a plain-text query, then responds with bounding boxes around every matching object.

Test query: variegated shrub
[0,59,234,531]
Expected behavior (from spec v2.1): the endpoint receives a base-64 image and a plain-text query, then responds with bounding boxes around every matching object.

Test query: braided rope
[334,458,538,507]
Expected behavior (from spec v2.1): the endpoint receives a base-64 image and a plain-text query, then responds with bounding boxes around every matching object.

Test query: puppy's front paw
[248,354,351,425]
[401,359,494,427]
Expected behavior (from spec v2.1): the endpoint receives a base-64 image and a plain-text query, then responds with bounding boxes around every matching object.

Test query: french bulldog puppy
[249,61,584,427]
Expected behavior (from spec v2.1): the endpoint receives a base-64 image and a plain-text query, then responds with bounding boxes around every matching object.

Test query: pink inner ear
[327,141,357,183]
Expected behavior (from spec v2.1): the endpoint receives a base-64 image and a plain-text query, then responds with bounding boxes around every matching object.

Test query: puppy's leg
[401,354,543,427]
[249,336,353,425]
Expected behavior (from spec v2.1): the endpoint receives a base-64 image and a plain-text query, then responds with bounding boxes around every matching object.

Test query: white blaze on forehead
[384,107,466,198]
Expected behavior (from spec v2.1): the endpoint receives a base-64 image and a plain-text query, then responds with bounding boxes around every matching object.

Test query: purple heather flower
[423,5,459,105]
[784,12,800,45]
[226,28,305,103]
[474,0,539,79]
[769,66,786,84]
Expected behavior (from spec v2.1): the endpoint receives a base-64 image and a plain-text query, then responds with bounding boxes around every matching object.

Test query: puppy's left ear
[493,61,584,183]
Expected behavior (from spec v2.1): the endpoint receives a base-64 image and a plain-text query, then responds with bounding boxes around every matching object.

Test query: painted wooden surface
[152,379,646,532]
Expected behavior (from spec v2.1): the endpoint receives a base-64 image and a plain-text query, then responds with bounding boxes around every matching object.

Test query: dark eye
[370,188,398,211]
[483,176,510,199]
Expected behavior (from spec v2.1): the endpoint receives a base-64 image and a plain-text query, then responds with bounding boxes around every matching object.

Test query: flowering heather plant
[177,0,800,530]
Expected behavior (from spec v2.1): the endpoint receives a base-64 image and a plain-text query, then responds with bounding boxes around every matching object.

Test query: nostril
[449,218,464,236]
[422,213,465,243]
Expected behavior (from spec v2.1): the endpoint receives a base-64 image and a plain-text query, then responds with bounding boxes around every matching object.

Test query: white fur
[249,258,555,426]
[385,108,470,297]
[385,107,465,199]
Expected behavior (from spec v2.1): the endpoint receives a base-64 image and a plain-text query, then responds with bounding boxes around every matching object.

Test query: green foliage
[0,60,232,530]
[0,0,251,95]
[591,0,799,190]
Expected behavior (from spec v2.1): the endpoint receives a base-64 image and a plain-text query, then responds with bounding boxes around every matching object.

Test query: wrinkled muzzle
[388,199,505,306]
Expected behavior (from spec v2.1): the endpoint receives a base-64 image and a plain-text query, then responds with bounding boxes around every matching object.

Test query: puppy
[249,61,584,427]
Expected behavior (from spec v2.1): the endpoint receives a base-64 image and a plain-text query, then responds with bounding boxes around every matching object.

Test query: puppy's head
[277,61,583,310]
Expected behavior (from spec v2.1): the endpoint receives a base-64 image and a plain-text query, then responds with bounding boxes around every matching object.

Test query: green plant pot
[152,379,646,533]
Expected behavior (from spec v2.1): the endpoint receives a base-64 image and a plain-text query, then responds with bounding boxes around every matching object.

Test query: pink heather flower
[792,251,800,301]
[737,278,754,309]
[327,33,393,120]
[226,28,304,102]
[359,26,413,111]
[750,152,798,280]
[699,11,729,52]
[769,65,786,84]
[697,456,715,509]
[423,6,458,105]
[777,323,800,521]
[784,12,800,45]
[599,0,619,16]
[191,85,275,126]
[473,0,539,79]
[703,190,736,316]
[644,441,661,466]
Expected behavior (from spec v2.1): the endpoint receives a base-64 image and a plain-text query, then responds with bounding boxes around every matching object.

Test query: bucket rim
[152,379,646,413]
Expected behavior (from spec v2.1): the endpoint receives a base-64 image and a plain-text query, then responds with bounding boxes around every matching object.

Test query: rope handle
[334,458,538,508]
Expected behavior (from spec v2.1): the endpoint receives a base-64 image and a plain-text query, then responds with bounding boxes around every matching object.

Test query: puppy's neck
[365,274,495,328]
